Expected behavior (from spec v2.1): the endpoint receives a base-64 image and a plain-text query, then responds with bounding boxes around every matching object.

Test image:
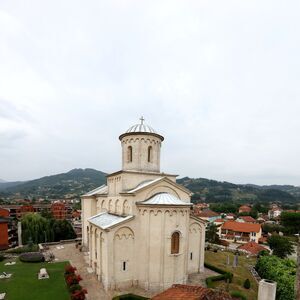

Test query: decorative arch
[108,199,113,212]
[146,185,181,199]
[114,226,134,240]
[123,200,130,215]
[115,199,120,214]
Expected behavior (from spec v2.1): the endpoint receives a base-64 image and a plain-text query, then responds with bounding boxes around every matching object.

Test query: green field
[205,250,258,300]
[0,259,69,300]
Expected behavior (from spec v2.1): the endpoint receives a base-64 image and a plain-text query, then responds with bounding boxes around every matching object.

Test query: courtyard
[0,260,69,300]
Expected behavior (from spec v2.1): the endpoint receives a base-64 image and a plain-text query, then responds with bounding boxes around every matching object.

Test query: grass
[205,250,258,300]
[0,258,69,300]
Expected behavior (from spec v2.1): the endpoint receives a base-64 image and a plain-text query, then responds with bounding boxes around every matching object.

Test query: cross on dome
[140,116,145,124]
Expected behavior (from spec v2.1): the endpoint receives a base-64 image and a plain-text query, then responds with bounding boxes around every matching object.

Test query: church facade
[81,119,205,291]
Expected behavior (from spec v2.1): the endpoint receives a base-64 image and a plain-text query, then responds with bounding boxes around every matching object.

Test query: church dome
[119,117,164,141]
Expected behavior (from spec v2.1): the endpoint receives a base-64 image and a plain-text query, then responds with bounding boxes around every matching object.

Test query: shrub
[0,254,5,262]
[204,262,233,288]
[69,284,82,293]
[243,278,250,289]
[65,264,77,275]
[5,244,39,254]
[66,274,83,286]
[230,291,247,300]
[71,289,87,300]
[19,252,44,263]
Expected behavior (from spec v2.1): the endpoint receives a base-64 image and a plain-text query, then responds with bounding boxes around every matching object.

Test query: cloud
[0,0,299,185]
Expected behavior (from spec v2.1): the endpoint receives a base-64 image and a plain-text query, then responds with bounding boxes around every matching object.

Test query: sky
[0,1,300,185]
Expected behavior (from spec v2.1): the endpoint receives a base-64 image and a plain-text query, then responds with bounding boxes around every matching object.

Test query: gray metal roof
[88,212,133,229]
[139,192,192,206]
[127,177,163,193]
[82,185,108,197]
[126,122,157,134]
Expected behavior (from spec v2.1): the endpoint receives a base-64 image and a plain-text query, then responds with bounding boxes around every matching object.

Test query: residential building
[151,284,233,299]
[82,119,206,291]
[194,209,220,223]
[268,207,282,219]
[238,205,252,214]
[220,221,262,243]
[237,242,269,256]
[236,216,256,223]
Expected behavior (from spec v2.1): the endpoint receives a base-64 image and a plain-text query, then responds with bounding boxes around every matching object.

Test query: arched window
[171,232,180,254]
[127,146,133,162]
[147,146,152,162]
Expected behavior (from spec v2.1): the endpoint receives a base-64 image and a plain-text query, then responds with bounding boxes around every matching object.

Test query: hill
[0,168,107,199]
[177,177,300,204]
[1,170,299,203]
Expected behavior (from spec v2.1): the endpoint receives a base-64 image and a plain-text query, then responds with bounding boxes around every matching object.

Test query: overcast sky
[0,1,300,185]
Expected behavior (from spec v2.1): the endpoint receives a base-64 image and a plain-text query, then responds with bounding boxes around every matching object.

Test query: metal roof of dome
[119,117,164,141]
[139,192,192,206]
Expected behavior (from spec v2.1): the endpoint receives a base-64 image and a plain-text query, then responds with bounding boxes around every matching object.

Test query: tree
[280,212,300,234]
[206,223,220,244]
[267,235,295,258]
[256,255,296,300]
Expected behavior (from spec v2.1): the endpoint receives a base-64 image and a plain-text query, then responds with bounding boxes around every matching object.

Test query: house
[151,284,233,299]
[194,209,220,223]
[82,119,206,291]
[0,208,17,249]
[237,242,269,256]
[268,207,282,219]
[220,221,262,243]
[236,216,256,223]
[238,205,251,214]
[225,213,236,220]
[213,218,225,226]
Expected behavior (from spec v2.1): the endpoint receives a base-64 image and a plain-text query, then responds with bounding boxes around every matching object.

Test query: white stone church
[81,119,205,291]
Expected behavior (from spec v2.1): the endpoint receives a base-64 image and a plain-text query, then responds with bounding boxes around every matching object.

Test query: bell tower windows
[147,146,152,163]
[127,146,133,163]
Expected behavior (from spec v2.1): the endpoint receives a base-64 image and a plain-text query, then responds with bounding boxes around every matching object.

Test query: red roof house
[238,241,269,255]
[151,284,233,300]
[238,205,251,213]
[220,221,262,243]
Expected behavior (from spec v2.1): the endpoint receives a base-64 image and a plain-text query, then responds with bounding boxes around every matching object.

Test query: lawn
[0,259,69,300]
[205,250,258,300]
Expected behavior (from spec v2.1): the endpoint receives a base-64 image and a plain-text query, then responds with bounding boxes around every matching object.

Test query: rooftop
[239,216,256,223]
[82,185,108,197]
[238,242,268,255]
[151,284,233,300]
[196,209,219,218]
[138,192,192,206]
[88,212,133,229]
[222,221,261,233]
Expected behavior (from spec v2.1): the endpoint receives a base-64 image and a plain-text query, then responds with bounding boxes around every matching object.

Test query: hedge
[5,244,39,254]
[204,262,233,288]
[230,291,247,300]
[19,252,44,263]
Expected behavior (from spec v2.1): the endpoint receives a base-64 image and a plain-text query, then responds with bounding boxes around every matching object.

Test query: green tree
[206,223,220,244]
[280,212,300,234]
[267,235,295,258]
[256,255,296,300]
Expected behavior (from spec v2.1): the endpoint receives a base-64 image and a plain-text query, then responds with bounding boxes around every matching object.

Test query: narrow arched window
[127,146,132,162]
[171,232,180,254]
[147,146,152,162]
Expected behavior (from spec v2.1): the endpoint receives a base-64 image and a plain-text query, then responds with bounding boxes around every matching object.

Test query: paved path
[49,243,110,300]
[188,268,219,287]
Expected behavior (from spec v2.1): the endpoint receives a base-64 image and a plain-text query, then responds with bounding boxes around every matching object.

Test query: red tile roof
[197,209,219,218]
[151,284,233,300]
[238,242,268,255]
[222,221,261,233]
[214,218,225,223]
[240,216,256,223]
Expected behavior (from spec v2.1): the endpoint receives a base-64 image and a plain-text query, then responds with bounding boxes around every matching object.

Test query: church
[81,118,206,291]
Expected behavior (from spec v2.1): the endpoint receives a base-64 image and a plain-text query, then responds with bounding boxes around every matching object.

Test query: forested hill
[177,177,300,204]
[0,168,107,199]
[1,170,299,203]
